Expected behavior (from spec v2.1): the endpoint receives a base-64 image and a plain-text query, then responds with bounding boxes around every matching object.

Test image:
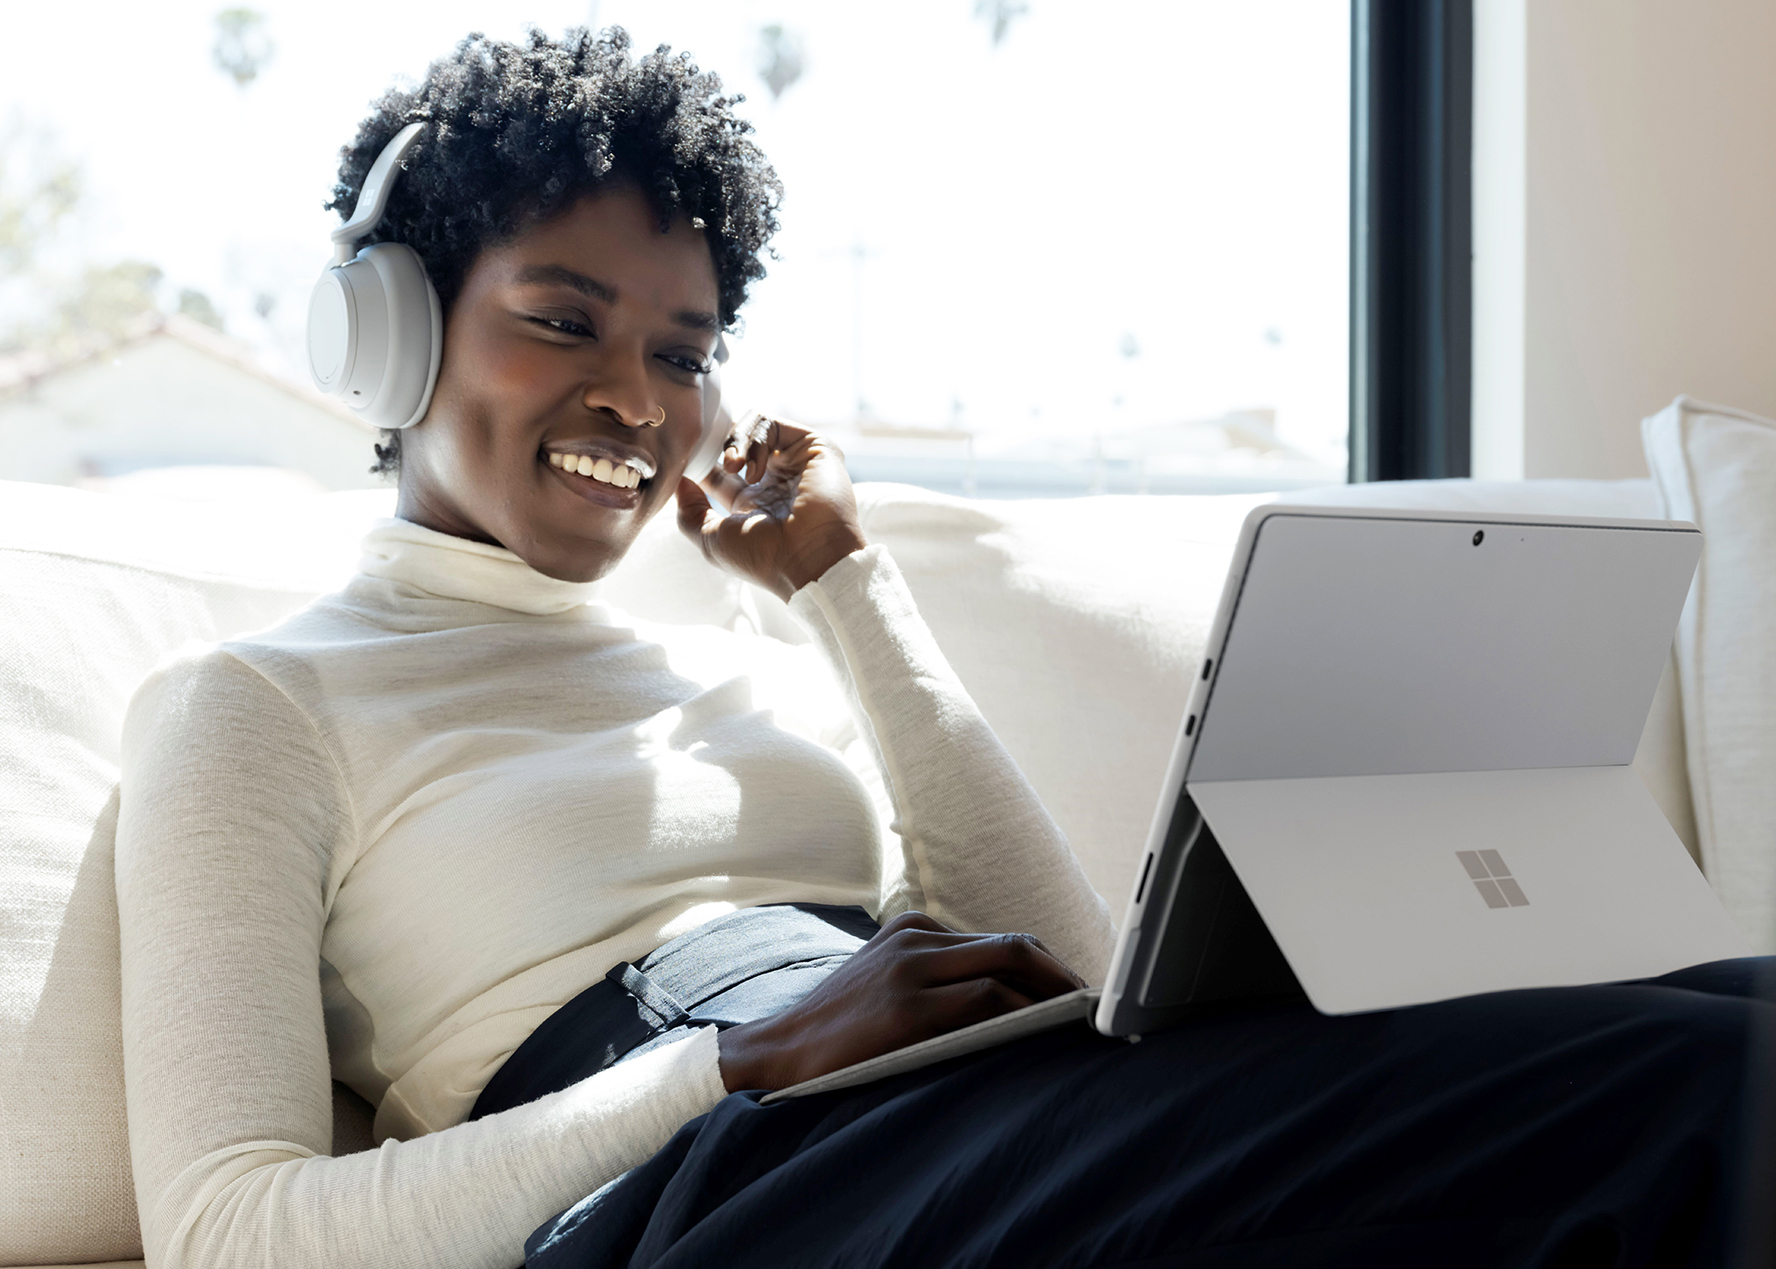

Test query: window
[0,0,1350,498]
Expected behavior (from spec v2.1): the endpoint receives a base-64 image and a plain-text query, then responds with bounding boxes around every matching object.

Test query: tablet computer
[1095,503,1748,1032]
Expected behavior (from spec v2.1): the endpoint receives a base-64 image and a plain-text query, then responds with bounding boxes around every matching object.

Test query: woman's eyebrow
[515,263,718,333]
[672,309,721,333]
[515,264,617,303]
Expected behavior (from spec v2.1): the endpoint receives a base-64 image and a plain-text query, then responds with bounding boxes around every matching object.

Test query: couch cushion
[1644,397,1776,950]
[847,486,1271,909]
[0,490,355,1265]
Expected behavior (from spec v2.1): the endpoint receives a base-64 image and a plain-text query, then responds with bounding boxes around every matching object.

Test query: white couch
[4,396,1770,1267]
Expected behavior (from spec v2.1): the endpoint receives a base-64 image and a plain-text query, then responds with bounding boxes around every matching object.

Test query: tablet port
[1134,851,1156,904]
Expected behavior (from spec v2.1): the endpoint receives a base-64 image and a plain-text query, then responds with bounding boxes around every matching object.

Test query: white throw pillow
[0,491,336,1265]
[851,485,1275,909]
[1643,396,1776,950]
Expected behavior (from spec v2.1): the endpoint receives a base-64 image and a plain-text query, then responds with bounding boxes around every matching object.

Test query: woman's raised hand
[674,412,870,601]
[715,911,1089,1093]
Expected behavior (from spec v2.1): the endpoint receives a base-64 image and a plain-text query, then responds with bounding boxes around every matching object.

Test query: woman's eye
[660,353,712,375]
[531,315,594,338]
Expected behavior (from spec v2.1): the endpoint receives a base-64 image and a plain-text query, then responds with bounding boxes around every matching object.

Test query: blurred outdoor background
[0,0,1349,502]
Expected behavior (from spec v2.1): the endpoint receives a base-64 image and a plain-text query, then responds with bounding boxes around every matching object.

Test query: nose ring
[639,408,665,428]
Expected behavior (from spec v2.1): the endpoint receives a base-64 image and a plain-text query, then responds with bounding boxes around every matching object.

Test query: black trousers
[504,909,1772,1269]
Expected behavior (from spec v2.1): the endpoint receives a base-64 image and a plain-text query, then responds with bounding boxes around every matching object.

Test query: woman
[116,29,1766,1269]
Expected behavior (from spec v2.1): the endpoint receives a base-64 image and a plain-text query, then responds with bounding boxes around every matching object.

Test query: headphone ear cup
[306,266,366,398]
[361,243,441,430]
[684,367,730,482]
[684,424,727,486]
[305,243,441,430]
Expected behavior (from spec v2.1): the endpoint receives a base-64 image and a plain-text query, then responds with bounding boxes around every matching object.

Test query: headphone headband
[332,121,427,265]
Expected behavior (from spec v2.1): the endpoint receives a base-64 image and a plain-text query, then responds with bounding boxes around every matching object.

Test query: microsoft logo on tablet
[1456,850,1530,908]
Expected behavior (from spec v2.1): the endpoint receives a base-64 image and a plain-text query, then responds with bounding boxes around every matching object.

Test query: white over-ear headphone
[307,120,734,470]
[689,333,731,481]
[307,122,442,430]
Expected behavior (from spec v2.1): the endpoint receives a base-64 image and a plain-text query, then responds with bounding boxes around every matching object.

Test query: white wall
[0,333,384,491]
[1472,0,1776,480]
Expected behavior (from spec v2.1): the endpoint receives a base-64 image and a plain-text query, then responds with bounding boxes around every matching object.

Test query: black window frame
[1349,0,1473,483]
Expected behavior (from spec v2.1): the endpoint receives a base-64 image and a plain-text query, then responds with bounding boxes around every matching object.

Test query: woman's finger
[761,414,810,447]
[717,412,761,480]
[905,933,1087,998]
[875,910,959,937]
[699,460,747,512]
[674,478,726,557]
[720,412,766,481]
[870,926,1017,959]
[1000,932,1076,983]
[916,977,1040,1032]
[743,414,818,486]
[863,917,1085,993]
[744,416,776,485]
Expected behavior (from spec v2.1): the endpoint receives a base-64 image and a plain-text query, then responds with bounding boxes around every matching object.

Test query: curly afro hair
[327,27,783,475]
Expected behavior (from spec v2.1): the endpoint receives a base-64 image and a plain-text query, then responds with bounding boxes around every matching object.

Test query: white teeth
[547,450,649,489]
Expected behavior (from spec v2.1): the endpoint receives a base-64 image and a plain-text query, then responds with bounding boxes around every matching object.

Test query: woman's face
[395,184,723,582]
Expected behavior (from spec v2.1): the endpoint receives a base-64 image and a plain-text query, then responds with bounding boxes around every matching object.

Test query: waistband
[469,903,879,1121]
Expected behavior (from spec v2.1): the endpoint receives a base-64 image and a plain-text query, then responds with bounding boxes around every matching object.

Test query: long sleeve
[116,650,726,1269]
[789,546,1116,983]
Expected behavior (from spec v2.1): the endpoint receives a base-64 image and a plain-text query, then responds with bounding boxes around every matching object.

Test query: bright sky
[0,0,1349,463]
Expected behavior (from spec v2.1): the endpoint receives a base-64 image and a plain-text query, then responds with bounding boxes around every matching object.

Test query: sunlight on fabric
[659,901,739,940]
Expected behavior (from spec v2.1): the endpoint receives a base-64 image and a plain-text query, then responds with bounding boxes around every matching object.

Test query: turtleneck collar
[356,518,603,616]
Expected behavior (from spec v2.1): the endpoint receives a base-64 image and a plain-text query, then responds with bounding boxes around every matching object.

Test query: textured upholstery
[1645,397,1776,950]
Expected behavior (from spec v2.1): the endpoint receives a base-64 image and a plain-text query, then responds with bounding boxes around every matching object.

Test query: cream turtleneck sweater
[115,518,1114,1269]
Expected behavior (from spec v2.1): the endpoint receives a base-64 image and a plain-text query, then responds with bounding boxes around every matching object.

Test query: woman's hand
[715,911,1088,1093]
[674,412,870,601]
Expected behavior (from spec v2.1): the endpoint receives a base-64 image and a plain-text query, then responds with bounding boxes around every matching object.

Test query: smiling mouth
[544,449,654,491]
